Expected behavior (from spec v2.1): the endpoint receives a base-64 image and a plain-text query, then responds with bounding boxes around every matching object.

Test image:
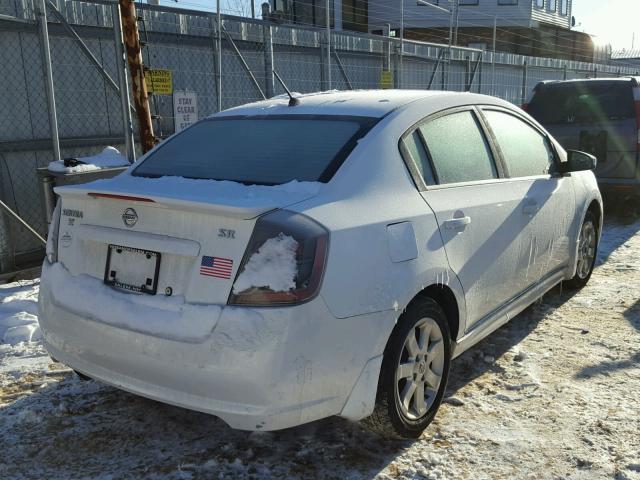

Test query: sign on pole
[144,69,173,94]
[173,91,198,133]
[379,70,393,89]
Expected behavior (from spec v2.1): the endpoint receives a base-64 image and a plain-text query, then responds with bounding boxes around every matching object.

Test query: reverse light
[46,200,61,263]
[228,210,329,306]
[633,86,640,152]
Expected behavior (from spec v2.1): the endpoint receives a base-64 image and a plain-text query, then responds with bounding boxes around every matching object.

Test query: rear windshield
[132,116,377,185]
[528,82,635,125]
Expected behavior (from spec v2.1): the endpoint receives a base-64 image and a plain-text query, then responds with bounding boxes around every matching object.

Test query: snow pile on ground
[0,279,40,345]
[42,263,221,342]
[233,233,299,293]
[1,216,639,479]
[48,146,130,174]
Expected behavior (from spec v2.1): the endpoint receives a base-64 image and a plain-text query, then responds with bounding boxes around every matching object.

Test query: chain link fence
[1,0,639,276]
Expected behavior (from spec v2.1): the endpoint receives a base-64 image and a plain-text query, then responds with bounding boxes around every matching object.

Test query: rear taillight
[228,210,328,306]
[633,87,640,151]
[45,199,61,263]
[522,85,538,112]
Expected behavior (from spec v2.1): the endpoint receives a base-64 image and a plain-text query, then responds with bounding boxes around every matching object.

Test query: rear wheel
[565,211,598,290]
[363,298,451,439]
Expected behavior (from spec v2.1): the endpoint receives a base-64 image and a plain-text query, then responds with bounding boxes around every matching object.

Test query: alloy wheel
[395,317,445,420]
[576,220,596,279]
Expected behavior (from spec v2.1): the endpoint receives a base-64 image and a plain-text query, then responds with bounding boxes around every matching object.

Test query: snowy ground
[1,215,639,479]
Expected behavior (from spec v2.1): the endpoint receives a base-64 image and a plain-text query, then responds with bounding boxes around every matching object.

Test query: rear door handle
[443,216,471,230]
[522,201,539,215]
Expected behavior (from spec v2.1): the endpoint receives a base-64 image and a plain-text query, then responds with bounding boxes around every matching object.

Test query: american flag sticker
[200,256,233,279]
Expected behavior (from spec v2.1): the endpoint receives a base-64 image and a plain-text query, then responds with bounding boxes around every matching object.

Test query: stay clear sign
[173,91,198,133]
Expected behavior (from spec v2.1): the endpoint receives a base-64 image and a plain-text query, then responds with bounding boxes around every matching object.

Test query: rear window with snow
[133,115,378,185]
[528,81,635,125]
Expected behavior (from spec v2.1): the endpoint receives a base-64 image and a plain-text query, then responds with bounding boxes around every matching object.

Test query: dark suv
[525,77,640,198]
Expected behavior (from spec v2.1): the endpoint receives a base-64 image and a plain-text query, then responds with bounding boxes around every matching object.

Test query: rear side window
[484,110,555,177]
[133,116,375,185]
[527,82,635,125]
[402,130,436,186]
[419,111,497,184]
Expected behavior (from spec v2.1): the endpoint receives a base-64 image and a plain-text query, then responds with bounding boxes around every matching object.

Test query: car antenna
[273,70,300,106]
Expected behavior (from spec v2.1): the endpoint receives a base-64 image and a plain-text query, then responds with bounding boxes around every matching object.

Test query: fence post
[393,41,401,88]
[36,0,61,162]
[216,0,222,111]
[465,55,470,91]
[478,54,483,94]
[112,3,135,162]
[325,0,332,89]
[521,60,528,105]
[262,11,275,98]
[320,40,328,90]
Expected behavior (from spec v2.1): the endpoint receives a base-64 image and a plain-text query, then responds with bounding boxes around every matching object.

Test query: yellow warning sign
[144,69,173,94]
[379,70,393,89]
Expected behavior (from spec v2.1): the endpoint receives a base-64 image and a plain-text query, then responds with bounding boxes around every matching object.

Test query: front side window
[133,116,375,185]
[419,111,498,185]
[483,110,555,177]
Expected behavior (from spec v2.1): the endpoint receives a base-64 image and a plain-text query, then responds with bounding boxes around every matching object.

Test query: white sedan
[39,90,602,438]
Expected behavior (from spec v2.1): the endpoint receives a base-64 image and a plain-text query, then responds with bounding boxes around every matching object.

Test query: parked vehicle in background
[524,77,640,199]
[39,90,602,439]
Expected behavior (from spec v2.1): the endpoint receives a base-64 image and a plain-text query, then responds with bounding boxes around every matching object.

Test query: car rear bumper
[38,261,392,431]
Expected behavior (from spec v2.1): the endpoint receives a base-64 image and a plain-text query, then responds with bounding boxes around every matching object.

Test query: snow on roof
[213,89,460,119]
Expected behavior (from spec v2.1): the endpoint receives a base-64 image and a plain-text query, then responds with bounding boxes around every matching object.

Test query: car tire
[565,211,598,290]
[363,297,451,439]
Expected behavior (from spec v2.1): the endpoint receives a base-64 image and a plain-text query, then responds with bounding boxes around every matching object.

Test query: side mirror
[559,150,597,173]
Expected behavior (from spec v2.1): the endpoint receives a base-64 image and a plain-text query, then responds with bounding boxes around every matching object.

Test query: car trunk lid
[54,175,321,306]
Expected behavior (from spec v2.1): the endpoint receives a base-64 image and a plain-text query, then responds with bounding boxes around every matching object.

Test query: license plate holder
[104,244,161,295]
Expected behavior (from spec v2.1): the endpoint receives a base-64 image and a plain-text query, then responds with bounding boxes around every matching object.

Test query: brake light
[228,210,329,306]
[87,193,155,202]
[633,87,640,151]
[46,200,61,263]
[521,103,528,111]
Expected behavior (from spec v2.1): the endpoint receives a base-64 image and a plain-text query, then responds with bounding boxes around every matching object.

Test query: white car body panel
[38,90,602,430]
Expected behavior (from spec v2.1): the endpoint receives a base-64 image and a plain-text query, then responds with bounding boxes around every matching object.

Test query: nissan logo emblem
[122,208,138,227]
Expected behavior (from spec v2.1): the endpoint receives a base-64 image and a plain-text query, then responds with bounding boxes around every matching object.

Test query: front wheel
[363,298,451,439]
[565,211,598,290]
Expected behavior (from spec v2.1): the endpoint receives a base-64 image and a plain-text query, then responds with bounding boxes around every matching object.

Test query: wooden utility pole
[119,0,155,153]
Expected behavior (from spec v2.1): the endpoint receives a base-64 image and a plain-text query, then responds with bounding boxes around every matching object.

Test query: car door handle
[522,201,539,215]
[443,216,471,230]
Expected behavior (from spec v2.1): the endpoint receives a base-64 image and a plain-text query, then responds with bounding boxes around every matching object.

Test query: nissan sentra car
[39,90,602,438]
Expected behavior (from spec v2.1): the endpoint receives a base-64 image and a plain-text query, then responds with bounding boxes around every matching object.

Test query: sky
[158,0,640,51]
[572,0,640,50]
